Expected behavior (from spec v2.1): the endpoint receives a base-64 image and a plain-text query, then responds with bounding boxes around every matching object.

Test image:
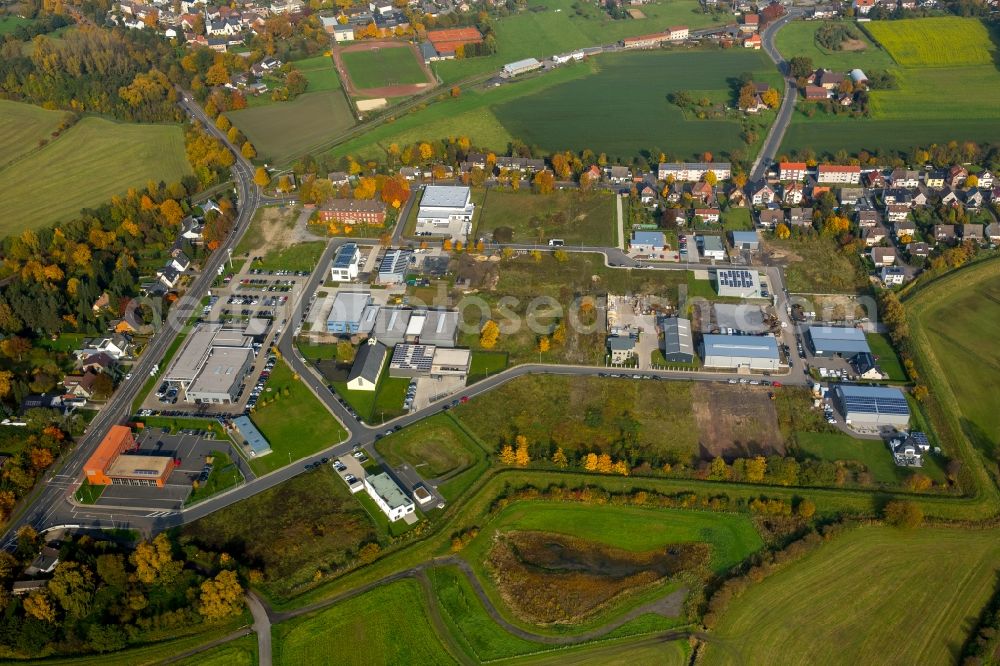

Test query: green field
[913,261,1000,461]
[433,0,725,83]
[865,333,906,381]
[174,634,258,666]
[477,189,616,246]
[296,54,343,93]
[0,112,191,233]
[230,89,355,164]
[341,45,427,90]
[793,431,903,485]
[866,17,996,67]
[0,15,32,34]
[186,450,243,504]
[704,526,1000,666]
[764,235,868,293]
[273,579,456,665]
[0,99,69,166]
[468,350,509,383]
[482,501,763,573]
[455,374,699,466]
[256,240,326,272]
[249,359,348,474]
[781,17,1000,156]
[494,50,780,161]
[375,413,483,478]
[774,20,893,71]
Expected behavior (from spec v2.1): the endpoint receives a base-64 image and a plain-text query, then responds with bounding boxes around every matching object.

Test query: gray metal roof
[234,415,271,456]
[349,340,387,384]
[607,336,635,351]
[807,326,871,355]
[328,292,371,324]
[702,334,779,359]
[661,317,693,356]
[420,185,470,209]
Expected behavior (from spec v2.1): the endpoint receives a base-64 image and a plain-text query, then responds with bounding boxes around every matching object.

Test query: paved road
[246,591,273,666]
[750,9,805,183]
[0,93,262,548]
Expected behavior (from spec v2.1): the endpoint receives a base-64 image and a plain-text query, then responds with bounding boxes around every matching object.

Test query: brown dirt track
[332,39,438,98]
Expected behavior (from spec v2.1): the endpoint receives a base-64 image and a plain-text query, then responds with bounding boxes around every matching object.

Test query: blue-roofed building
[234,415,271,457]
[631,231,665,254]
[701,334,780,370]
[330,243,360,282]
[730,230,760,250]
[834,385,910,427]
[806,326,871,357]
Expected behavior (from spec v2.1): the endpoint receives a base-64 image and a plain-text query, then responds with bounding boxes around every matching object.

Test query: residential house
[881,266,906,286]
[399,166,421,181]
[934,224,956,242]
[788,207,813,226]
[607,336,636,364]
[885,204,910,224]
[156,265,180,289]
[657,162,731,182]
[690,181,714,204]
[667,209,688,225]
[893,218,916,239]
[870,247,897,266]
[779,162,807,181]
[804,85,829,101]
[169,252,191,273]
[957,224,984,243]
[864,171,886,189]
[985,223,1000,244]
[318,199,388,225]
[328,171,350,187]
[694,208,721,224]
[948,165,968,188]
[977,169,994,189]
[727,186,747,207]
[81,352,116,374]
[92,293,110,314]
[757,209,784,229]
[883,189,912,206]
[639,185,658,206]
[817,165,861,185]
[965,188,985,209]
[912,188,929,207]
[607,165,631,184]
[862,224,888,247]
[815,69,845,90]
[783,182,804,205]
[925,170,946,188]
[906,242,931,258]
[743,33,762,49]
[856,209,882,228]
[854,0,877,14]
[940,189,961,207]
[850,352,885,381]
[740,12,759,32]
[347,338,387,391]
[750,182,777,206]
[631,231,666,254]
[889,168,919,189]
[839,187,865,206]
[63,373,98,399]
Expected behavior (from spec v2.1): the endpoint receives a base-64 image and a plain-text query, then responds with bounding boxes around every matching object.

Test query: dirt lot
[693,383,785,459]
[239,206,319,257]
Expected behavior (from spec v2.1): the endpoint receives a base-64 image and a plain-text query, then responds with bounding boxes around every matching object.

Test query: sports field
[477,189,616,246]
[494,50,780,160]
[0,15,31,35]
[704,526,1000,666]
[912,260,1000,461]
[272,580,456,665]
[341,45,428,90]
[866,17,996,67]
[295,54,342,92]
[0,112,191,234]
[433,0,726,83]
[229,89,355,164]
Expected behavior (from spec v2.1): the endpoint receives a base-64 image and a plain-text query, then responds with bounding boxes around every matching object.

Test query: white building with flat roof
[416,186,474,238]
[330,242,361,282]
[365,472,415,521]
[701,334,780,371]
[185,346,255,404]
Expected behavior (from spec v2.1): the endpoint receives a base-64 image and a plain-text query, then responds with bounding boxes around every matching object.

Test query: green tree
[49,561,95,619]
[883,500,923,528]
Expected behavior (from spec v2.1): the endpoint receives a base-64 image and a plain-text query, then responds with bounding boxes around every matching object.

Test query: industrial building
[84,425,175,487]
[834,385,910,427]
[430,348,471,377]
[233,415,271,457]
[348,338,387,391]
[327,292,373,335]
[364,472,415,522]
[502,57,542,77]
[377,248,414,285]
[389,344,435,378]
[698,235,726,261]
[163,323,255,404]
[417,310,459,347]
[416,186,475,236]
[330,243,361,282]
[660,316,694,363]
[701,334,780,371]
[714,268,762,298]
[372,308,412,346]
[806,326,871,357]
[730,230,761,251]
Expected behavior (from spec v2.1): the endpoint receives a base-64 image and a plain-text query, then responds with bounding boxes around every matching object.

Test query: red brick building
[317,199,388,225]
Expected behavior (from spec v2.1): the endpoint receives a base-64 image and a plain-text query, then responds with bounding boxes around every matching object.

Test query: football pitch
[341,45,428,90]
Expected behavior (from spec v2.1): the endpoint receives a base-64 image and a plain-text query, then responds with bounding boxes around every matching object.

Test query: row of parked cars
[248,266,309,277]
[245,353,278,411]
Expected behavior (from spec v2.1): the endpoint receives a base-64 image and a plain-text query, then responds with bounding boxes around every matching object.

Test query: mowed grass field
[341,45,427,90]
[375,413,483,478]
[477,189,616,246]
[775,20,893,71]
[866,17,996,67]
[912,260,1000,461]
[273,579,457,665]
[230,88,355,164]
[0,112,191,234]
[0,99,69,165]
[494,50,780,160]
[704,526,1000,666]
[433,0,724,82]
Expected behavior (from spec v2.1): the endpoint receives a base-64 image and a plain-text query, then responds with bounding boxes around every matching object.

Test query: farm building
[806,326,871,357]
[700,334,780,371]
[327,292,373,335]
[502,58,542,77]
[660,316,694,363]
[347,338,387,391]
[330,242,361,282]
[714,268,762,298]
[834,384,910,427]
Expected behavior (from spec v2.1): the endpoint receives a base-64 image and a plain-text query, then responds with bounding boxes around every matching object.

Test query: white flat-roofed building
[658,162,731,182]
[330,242,361,282]
[186,346,254,403]
[701,334,780,371]
[405,313,427,339]
[714,268,762,298]
[327,291,373,335]
[365,472,415,521]
[431,347,470,377]
[416,186,475,237]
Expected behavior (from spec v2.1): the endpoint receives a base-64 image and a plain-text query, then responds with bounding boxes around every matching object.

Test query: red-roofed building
[622,32,669,49]
[779,162,808,181]
[744,34,762,49]
[84,425,175,487]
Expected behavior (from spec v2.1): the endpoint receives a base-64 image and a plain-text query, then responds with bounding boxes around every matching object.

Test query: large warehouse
[660,316,694,363]
[806,326,871,357]
[415,186,475,237]
[701,334,780,371]
[834,385,910,427]
[164,323,256,404]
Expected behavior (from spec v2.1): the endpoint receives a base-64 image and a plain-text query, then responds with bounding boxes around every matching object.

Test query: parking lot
[92,429,248,510]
